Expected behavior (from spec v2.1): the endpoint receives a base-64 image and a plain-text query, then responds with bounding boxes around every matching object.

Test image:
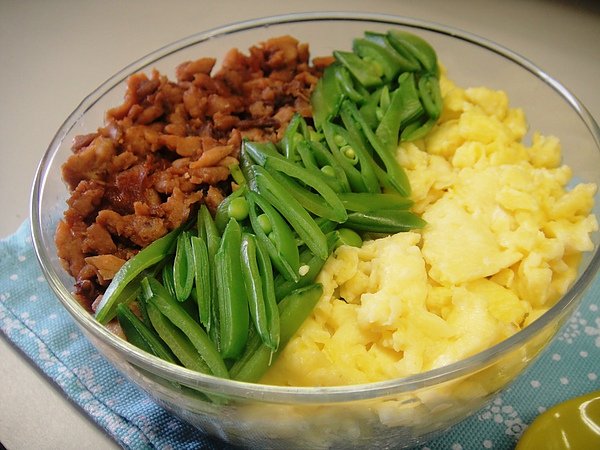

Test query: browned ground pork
[55,36,331,312]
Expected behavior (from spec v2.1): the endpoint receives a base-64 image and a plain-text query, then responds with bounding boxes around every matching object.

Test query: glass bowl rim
[30,11,600,403]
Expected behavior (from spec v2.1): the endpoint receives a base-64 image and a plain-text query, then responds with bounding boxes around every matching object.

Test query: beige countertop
[1,0,598,448]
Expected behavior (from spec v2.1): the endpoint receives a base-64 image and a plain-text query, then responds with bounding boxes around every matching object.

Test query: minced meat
[56,35,330,311]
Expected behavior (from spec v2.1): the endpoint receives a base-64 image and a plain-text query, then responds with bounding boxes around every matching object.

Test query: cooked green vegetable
[335,228,364,249]
[353,37,415,82]
[173,231,195,302]
[267,170,346,223]
[333,64,366,103]
[333,50,383,88]
[345,209,426,233]
[341,100,411,196]
[247,190,301,282]
[274,231,338,301]
[161,258,177,299]
[281,112,310,161]
[215,219,250,360]
[386,29,439,75]
[322,121,370,193]
[339,192,413,212]
[95,226,182,324]
[311,28,442,170]
[242,140,281,167]
[375,72,423,153]
[240,233,280,350]
[327,120,381,194]
[145,300,211,374]
[230,283,323,382]
[191,235,211,329]
[311,63,345,129]
[197,205,222,345]
[252,165,329,260]
[258,154,347,223]
[116,303,177,364]
[363,31,421,72]
[142,276,229,378]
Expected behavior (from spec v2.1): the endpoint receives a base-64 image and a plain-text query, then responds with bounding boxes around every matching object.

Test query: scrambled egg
[261,71,598,387]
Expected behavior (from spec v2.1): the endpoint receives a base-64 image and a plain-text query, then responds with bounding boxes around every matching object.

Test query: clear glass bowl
[30,12,600,449]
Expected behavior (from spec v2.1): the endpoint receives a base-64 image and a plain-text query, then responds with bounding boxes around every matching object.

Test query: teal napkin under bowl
[1,220,599,449]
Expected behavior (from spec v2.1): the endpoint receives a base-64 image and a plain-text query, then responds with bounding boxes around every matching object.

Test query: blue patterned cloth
[1,220,599,449]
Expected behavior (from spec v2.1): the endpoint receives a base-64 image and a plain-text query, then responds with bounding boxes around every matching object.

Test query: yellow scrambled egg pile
[261,71,598,387]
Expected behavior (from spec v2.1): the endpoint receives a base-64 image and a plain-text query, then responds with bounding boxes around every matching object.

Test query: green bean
[315,217,339,234]
[95,226,182,324]
[248,142,348,222]
[311,63,344,130]
[180,290,200,323]
[341,100,411,197]
[247,190,300,282]
[142,276,229,378]
[266,161,347,223]
[190,236,211,329]
[198,205,220,258]
[161,258,177,299]
[253,236,279,347]
[387,30,439,75]
[359,87,384,130]
[274,231,337,301]
[363,31,421,71]
[295,140,318,171]
[116,303,177,364]
[252,165,329,261]
[281,114,310,161]
[331,118,381,194]
[266,170,338,223]
[225,162,245,187]
[198,204,221,344]
[378,86,391,114]
[345,210,426,233]
[230,283,323,382]
[339,192,413,212]
[173,231,194,302]
[333,50,382,88]
[322,121,368,193]
[135,288,154,329]
[335,228,363,248]
[239,145,258,190]
[118,307,152,354]
[418,73,443,119]
[305,140,351,193]
[376,72,423,153]
[215,218,249,360]
[145,300,211,374]
[242,140,282,166]
[332,63,365,103]
[240,233,280,350]
[353,37,411,82]
[401,116,438,141]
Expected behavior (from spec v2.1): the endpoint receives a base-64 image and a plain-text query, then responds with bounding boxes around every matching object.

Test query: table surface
[1,0,599,448]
